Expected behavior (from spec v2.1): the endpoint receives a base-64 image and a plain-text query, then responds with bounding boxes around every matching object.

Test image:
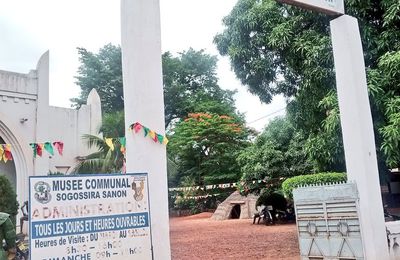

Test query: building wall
[0,51,102,205]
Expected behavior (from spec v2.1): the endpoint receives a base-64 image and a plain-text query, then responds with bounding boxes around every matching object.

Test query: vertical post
[121,0,171,259]
[35,51,50,175]
[330,15,389,259]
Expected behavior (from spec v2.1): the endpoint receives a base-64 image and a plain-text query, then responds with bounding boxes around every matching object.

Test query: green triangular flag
[30,143,37,158]
[143,127,149,137]
[119,137,126,146]
[157,134,164,144]
[44,142,54,156]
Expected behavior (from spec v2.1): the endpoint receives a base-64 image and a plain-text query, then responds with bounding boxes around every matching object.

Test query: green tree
[73,45,238,129]
[72,134,125,174]
[0,176,18,224]
[237,117,313,194]
[215,0,400,170]
[163,49,238,127]
[214,0,340,170]
[168,113,251,186]
[369,51,400,168]
[72,111,126,174]
[72,44,123,113]
[100,110,125,137]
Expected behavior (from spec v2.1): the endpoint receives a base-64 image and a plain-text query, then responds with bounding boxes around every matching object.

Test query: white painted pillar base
[330,15,389,259]
[121,0,171,259]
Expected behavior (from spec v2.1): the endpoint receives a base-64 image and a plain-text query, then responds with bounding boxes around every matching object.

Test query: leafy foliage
[168,113,251,186]
[170,186,232,214]
[72,109,126,174]
[72,134,124,174]
[72,44,123,113]
[0,176,18,223]
[100,110,125,137]
[163,49,239,128]
[216,0,400,170]
[282,172,347,199]
[238,117,314,194]
[73,45,238,129]
[214,0,339,172]
[256,191,287,210]
[214,0,334,104]
[304,91,345,171]
[369,51,400,167]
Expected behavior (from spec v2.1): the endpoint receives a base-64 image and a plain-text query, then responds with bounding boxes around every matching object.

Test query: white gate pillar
[331,15,389,259]
[121,0,171,259]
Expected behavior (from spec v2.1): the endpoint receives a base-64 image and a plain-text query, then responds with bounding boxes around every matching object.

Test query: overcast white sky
[0,0,286,131]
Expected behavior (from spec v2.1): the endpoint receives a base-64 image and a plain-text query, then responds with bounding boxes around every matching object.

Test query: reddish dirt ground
[169,212,300,260]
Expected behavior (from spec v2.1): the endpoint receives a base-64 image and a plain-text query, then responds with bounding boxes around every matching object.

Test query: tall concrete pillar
[121,0,171,259]
[35,51,50,176]
[331,15,389,259]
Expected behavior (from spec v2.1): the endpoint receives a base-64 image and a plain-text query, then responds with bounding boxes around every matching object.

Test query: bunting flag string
[105,138,115,151]
[53,142,64,156]
[181,193,221,200]
[30,141,64,158]
[128,122,168,145]
[169,182,238,192]
[103,137,126,155]
[119,137,126,155]
[0,144,13,163]
[168,178,286,192]
[102,137,126,174]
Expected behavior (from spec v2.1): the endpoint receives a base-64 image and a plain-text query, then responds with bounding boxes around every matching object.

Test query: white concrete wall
[0,69,38,202]
[0,52,102,206]
[0,70,38,143]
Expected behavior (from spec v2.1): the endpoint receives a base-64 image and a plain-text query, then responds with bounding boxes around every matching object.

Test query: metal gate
[293,183,364,259]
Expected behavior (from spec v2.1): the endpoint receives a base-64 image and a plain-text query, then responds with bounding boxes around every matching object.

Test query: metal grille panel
[293,183,364,260]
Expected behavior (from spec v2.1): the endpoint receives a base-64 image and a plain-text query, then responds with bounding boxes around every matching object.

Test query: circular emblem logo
[34,181,52,204]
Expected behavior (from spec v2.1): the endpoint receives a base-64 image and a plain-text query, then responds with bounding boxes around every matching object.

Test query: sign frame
[29,173,153,260]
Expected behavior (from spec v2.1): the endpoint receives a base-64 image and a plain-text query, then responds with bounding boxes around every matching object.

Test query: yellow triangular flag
[163,137,169,145]
[0,145,4,159]
[3,152,8,163]
[5,144,11,151]
[105,138,115,151]
[149,130,156,139]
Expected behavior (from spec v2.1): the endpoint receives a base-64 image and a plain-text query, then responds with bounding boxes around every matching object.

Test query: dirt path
[169,212,300,260]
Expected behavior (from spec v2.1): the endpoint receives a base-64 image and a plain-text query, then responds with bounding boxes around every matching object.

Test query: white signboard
[29,173,152,260]
[278,0,344,15]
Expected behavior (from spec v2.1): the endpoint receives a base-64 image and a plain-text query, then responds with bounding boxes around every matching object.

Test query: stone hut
[212,191,259,220]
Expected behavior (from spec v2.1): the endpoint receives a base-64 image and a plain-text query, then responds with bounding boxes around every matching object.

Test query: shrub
[0,175,19,224]
[256,190,287,211]
[174,196,197,211]
[282,172,347,199]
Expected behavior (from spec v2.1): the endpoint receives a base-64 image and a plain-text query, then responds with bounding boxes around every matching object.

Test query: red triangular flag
[134,122,142,133]
[5,150,12,161]
[4,144,12,161]
[37,144,43,157]
[53,141,64,155]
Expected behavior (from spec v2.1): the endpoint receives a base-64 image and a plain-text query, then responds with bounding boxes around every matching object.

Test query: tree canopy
[72,112,126,174]
[73,45,249,188]
[163,49,238,128]
[215,0,400,170]
[168,113,251,186]
[72,44,123,113]
[73,46,238,129]
[238,116,313,194]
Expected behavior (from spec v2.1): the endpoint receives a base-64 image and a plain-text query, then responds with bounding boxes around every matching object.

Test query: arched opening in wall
[230,204,241,219]
[0,136,17,192]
